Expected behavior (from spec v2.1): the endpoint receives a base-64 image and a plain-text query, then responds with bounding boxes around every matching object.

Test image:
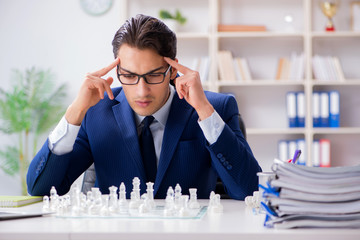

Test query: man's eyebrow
[119,66,165,75]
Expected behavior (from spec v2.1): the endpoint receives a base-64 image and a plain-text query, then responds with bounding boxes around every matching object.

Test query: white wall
[0,0,123,195]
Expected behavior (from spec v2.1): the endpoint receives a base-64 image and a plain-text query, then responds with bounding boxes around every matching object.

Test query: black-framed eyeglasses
[117,65,171,85]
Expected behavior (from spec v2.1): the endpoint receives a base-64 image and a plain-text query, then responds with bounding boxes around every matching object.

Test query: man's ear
[170,58,179,80]
[169,58,178,86]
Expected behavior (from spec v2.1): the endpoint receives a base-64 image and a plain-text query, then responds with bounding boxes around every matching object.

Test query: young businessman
[27,14,261,200]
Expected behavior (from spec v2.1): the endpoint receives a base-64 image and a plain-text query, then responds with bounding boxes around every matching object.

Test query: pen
[291,149,301,164]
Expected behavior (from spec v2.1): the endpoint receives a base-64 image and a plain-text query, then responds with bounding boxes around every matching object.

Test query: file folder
[296,92,305,127]
[296,139,306,166]
[320,92,329,127]
[278,140,288,162]
[286,92,297,128]
[329,90,340,128]
[288,140,297,161]
[312,140,320,167]
[320,139,331,167]
[312,92,321,127]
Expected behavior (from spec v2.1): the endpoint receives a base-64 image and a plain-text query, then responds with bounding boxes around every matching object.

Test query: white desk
[0,200,359,240]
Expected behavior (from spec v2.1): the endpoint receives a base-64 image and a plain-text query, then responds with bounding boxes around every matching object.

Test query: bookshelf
[120,0,360,171]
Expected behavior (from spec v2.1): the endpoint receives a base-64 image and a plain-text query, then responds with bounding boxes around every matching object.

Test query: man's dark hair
[112,14,177,60]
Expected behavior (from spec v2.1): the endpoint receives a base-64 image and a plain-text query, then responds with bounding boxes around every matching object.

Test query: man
[27,14,261,200]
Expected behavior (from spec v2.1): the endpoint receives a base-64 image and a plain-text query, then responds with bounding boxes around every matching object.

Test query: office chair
[81,114,247,197]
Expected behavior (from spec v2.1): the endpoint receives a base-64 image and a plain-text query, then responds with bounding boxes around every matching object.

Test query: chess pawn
[42,195,50,212]
[49,186,59,211]
[178,195,190,217]
[164,187,175,216]
[174,183,182,210]
[100,195,110,216]
[188,188,200,210]
[208,191,215,209]
[129,191,140,210]
[89,187,102,215]
[70,184,81,216]
[208,193,223,215]
[86,191,94,213]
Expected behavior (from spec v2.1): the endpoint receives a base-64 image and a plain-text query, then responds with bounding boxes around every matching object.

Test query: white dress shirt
[48,85,225,166]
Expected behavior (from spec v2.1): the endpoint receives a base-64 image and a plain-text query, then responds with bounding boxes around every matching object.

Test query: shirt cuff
[48,116,81,154]
[198,111,225,145]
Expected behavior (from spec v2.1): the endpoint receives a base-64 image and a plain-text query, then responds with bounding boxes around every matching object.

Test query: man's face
[117,44,175,116]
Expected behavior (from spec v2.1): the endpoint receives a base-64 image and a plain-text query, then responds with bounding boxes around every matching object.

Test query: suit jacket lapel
[154,93,194,193]
[112,90,146,181]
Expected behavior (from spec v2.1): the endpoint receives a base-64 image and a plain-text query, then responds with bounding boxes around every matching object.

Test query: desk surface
[0,200,359,240]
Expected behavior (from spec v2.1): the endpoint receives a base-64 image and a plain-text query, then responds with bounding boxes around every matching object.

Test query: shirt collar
[135,85,175,127]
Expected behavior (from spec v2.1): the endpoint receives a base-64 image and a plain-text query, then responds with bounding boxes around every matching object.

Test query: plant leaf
[0,146,20,176]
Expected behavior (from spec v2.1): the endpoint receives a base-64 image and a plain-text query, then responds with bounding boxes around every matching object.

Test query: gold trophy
[320,1,339,31]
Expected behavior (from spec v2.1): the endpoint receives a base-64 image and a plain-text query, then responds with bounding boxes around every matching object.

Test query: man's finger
[164,57,191,74]
[105,77,114,100]
[92,57,120,77]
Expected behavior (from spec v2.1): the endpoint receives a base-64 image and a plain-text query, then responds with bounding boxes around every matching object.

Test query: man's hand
[65,58,120,125]
[164,57,214,120]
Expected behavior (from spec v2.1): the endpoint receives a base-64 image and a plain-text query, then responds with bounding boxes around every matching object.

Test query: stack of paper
[262,159,360,229]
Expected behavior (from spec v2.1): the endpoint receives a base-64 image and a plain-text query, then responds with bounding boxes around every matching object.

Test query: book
[240,58,252,80]
[217,24,266,32]
[0,196,42,208]
[332,56,345,81]
[217,50,236,81]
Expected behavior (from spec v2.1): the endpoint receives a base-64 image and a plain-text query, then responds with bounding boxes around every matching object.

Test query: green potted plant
[159,9,187,32]
[0,67,67,195]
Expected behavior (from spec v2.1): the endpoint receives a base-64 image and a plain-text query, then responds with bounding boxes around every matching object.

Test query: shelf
[217,32,304,38]
[176,32,211,39]
[311,31,360,38]
[247,128,305,135]
[216,80,305,87]
[312,128,360,135]
[311,80,360,86]
[124,0,360,169]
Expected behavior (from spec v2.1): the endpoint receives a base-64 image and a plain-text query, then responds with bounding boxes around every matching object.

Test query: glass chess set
[42,177,223,219]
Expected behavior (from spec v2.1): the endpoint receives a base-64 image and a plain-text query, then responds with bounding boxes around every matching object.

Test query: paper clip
[259,182,279,197]
[260,202,278,218]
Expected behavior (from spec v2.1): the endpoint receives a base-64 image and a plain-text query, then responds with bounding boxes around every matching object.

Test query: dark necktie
[140,116,157,183]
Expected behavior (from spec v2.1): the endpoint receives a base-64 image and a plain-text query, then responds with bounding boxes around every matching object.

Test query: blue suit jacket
[27,87,261,199]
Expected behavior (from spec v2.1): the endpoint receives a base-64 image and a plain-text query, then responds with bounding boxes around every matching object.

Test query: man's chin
[133,108,155,117]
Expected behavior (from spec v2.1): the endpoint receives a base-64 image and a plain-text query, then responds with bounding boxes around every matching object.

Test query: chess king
[27,14,262,199]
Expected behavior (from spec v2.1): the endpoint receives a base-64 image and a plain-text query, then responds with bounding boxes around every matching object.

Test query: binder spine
[312,140,320,167]
[312,92,321,127]
[286,92,297,128]
[296,139,306,166]
[320,139,331,167]
[320,92,329,127]
[278,140,288,162]
[329,90,340,128]
[296,91,305,128]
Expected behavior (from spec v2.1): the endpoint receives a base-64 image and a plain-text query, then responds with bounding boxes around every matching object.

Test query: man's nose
[136,76,151,95]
